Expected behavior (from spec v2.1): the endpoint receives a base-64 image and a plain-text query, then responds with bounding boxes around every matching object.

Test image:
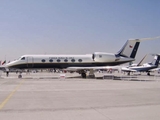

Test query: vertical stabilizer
[117,39,140,58]
[151,55,160,66]
[137,54,147,66]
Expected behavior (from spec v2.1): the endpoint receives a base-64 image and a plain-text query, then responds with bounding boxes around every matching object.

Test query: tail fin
[151,55,160,66]
[117,39,140,58]
[117,36,160,58]
[137,54,147,66]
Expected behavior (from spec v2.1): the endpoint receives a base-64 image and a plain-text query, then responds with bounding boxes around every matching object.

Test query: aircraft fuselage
[6,54,134,69]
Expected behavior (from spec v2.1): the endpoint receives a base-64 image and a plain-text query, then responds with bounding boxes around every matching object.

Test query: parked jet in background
[121,54,160,75]
[6,36,160,78]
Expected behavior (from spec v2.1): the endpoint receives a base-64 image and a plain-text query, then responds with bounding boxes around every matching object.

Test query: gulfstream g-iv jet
[6,36,160,78]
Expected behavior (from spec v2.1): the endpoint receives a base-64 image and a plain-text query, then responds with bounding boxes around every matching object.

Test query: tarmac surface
[0,72,160,120]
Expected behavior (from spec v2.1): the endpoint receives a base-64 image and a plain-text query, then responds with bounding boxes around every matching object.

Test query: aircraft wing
[65,66,120,71]
[121,67,137,72]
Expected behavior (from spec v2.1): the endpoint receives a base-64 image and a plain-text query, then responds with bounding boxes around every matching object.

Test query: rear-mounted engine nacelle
[92,52,118,62]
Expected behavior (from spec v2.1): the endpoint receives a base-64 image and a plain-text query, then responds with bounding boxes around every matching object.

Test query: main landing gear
[80,70,87,78]
[80,70,95,78]
[81,72,87,78]
[147,72,150,76]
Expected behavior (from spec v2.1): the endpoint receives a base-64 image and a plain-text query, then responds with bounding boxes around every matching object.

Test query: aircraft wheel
[147,72,150,76]
[18,75,22,78]
[81,73,86,78]
[128,72,130,75]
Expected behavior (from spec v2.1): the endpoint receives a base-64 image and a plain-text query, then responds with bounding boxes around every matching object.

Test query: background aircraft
[121,54,160,75]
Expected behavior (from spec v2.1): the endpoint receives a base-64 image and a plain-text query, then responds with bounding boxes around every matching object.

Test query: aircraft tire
[128,72,130,75]
[81,73,86,78]
[18,75,22,78]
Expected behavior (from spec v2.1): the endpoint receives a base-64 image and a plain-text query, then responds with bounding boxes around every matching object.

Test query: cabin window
[57,59,61,62]
[64,59,68,62]
[21,57,25,60]
[41,59,46,62]
[49,59,53,62]
[99,55,102,58]
[72,59,75,62]
[71,59,75,62]
[78,59,82,62]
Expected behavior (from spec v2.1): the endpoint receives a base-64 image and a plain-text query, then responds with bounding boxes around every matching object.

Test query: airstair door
[27,57,34,68]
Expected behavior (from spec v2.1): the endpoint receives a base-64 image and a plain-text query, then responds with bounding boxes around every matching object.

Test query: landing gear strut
[89,69,95,78]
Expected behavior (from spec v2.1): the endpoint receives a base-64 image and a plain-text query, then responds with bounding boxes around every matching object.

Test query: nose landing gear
[18,71,22,78]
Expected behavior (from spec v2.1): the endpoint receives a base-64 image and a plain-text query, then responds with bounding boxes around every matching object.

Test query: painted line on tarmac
[0,80,25,110]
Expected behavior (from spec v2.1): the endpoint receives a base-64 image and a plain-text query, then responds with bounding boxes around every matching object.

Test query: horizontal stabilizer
[129,36,160,41]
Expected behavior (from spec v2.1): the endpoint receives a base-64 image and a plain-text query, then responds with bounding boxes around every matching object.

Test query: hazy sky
[0,0,160,63]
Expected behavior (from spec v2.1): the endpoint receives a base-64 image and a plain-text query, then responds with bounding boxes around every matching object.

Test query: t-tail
[117,36,160,59]
[117,39,140,59]
[151,55,160,66]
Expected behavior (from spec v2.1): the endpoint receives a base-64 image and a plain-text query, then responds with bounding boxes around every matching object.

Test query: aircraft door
[27,57,34,68]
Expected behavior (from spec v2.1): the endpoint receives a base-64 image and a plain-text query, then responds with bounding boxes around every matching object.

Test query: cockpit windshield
[21,57,25,60]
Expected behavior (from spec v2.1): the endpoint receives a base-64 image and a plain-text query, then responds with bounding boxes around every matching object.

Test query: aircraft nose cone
[6,61,16,68]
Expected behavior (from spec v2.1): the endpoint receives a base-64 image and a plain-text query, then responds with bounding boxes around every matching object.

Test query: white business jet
[6,36,160,78]
[121,54,160,76]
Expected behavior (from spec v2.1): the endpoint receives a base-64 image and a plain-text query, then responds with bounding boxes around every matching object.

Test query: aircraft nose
[6,61,16,68]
